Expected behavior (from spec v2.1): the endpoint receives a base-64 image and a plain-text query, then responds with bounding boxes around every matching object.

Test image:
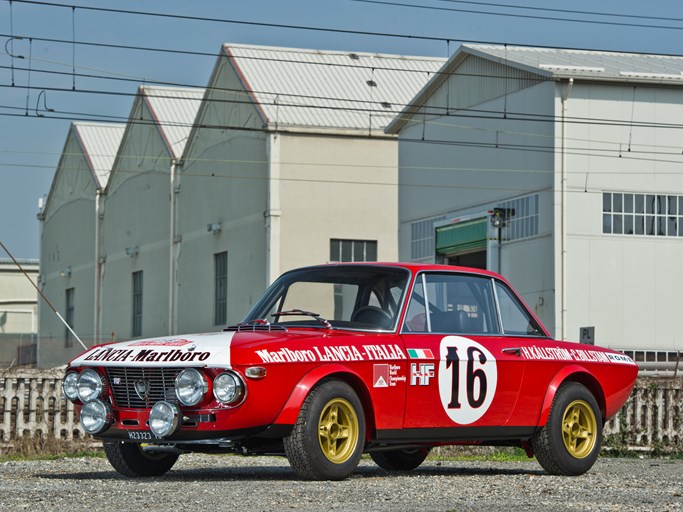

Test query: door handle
[502,347,522,356]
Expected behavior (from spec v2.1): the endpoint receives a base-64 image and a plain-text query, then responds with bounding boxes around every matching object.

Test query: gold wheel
[561,399,598,459]
[317,398,359,464]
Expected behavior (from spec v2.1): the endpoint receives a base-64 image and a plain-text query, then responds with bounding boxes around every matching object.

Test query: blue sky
[2,0,683,259]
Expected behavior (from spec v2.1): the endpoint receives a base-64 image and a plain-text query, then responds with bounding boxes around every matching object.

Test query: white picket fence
[0,368,84,445]
[0,369,680,452]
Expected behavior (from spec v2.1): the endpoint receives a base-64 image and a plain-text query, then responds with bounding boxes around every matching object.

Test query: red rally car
[63,263,638,480]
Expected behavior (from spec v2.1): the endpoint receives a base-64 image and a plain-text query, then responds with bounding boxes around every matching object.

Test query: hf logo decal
[438,336,497,425]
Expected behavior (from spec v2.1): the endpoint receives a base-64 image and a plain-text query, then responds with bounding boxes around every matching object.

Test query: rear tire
[531,382,602,476]
[103,441,179,477]
[370,447,431,471]
[284,379,365,480]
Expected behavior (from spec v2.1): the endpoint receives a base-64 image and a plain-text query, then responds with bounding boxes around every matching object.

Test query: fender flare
[537,365,603,426]
[272,364,368,426]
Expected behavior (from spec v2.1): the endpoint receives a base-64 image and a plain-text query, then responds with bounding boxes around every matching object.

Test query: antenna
[0,239,87,351]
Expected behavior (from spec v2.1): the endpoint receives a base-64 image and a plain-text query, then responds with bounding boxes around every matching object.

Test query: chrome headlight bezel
[149,400,181,438]
[174,368,208,406]
[213,371,245,406]
[62,371,79,401]
[80,399,111,435]
[77,369,104,403]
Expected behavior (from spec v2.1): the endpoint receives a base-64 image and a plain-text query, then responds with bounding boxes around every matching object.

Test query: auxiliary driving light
[213,371,245,405]
[80,399,111,435]
[149,401,181,438]
[77,369,103,403]
[62,371,79,401]
[175,368,208,406]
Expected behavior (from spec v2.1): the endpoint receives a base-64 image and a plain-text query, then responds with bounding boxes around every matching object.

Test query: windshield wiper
[272,309,332,328]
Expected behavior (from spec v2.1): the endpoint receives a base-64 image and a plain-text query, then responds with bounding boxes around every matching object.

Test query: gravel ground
[0,454,681,512]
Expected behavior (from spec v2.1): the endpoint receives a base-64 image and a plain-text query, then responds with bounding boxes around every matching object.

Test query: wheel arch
[273,364,376,438]
[537,366,607,426]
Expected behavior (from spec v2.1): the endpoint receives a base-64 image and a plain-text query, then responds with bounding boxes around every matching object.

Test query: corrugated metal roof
[224,43,445,131]
[387,44,683,134]
[142,86,204,159]
[72,122,126,189]
[464,45,683,82]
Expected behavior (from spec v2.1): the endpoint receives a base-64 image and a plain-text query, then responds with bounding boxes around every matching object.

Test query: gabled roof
[72,122,126,189]
[221,43,445,132]
[386,44,683,134]
[463,45,683,83]
[141,86,204,159]
[41,122,125,219]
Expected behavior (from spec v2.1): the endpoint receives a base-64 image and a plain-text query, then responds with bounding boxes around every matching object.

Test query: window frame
[214,251,228,325]
[132,270,143,337]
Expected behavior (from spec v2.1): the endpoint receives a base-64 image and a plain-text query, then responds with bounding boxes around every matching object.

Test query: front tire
[284,379,365,480]
[103,441,179,477]
[370,447,431,471]
[531,382,602,476]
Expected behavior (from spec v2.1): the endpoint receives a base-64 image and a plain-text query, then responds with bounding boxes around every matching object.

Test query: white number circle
[438,336,497,425]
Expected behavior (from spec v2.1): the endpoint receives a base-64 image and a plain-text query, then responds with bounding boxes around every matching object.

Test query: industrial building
[0,258,39,366]
[38,44,444,367]
[388,44,683,356]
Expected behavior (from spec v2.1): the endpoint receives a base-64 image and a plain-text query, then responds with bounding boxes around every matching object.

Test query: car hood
[69,332,236,368]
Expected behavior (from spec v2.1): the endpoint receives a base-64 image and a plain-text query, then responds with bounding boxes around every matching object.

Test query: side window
[495,282,543,336]
[404,279,427,331]
[403,273,499,334]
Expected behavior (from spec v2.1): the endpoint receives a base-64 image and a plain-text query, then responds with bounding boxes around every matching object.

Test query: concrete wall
[563,83,683,351]
[39,134,97,367]
[277,133,398,273]
[176,55,268,330]
[101,99,172,341]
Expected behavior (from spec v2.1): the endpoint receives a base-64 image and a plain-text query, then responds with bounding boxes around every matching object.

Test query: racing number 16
[445,346,488,409]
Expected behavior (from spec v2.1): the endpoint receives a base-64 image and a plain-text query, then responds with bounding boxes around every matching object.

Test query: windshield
[243,266,410,331]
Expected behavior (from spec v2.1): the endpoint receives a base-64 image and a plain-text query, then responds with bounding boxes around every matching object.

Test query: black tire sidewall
[370,447,431,471]
[104,441,179,477]
[299,380,366,480]
[545,382,603,475]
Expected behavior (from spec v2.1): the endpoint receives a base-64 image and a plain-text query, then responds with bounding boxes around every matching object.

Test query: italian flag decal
[407,348,434,359]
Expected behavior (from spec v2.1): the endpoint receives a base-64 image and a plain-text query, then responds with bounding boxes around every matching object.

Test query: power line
[6,0,683,56]
[349,0,683,31]
[7,59,683,136]
[432,0,683,24]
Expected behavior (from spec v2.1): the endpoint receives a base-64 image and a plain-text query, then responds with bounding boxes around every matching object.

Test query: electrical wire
[6,0,683,56]
[349,0,683,31]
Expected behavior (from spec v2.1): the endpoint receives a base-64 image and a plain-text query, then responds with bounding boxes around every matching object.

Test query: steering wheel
[351,306,393,329]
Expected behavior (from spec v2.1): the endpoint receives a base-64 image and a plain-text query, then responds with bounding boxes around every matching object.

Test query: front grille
[106,367,180,409]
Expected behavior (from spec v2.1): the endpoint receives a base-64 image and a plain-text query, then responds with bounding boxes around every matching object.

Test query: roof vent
[539,65,605,73]
[349,53,360,60]
[619,71,683,80]
[366,80,377,87]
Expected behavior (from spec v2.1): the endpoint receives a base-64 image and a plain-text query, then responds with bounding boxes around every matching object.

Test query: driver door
[400,271,526,430]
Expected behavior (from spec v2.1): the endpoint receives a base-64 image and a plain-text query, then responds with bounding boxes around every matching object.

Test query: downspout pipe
[560,78,573,340]
[168,158,178,336]
[94,189,103,343]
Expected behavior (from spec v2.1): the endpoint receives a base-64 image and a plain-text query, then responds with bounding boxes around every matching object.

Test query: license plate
[127,431,160,441]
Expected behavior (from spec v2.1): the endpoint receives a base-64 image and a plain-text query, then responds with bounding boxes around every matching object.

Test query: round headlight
[77,369,103,403]
[80,399,111,435]
[175,368,208,406]
[149,401,180,438]
[62,371,79,401]
[213,372,245,405]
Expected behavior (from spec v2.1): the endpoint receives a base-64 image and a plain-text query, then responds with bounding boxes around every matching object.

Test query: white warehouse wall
[176,56,269,332]
[39,135,97,366]
[100,100,172,341]
[564,82,683,351]
[398,82,557,332]
[277,133,399,271]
